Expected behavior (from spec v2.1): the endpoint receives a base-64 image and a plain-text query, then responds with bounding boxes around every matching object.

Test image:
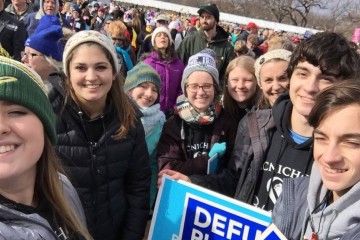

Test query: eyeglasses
[21,51,43,60]
[186,83,215,93]
[111,37,125,41]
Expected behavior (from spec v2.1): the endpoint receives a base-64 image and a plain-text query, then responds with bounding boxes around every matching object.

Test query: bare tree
[264,0,291,23]
[316,0,360,37]
[262,0,325,26]
[219,0,249,16]
[347,1,360,24]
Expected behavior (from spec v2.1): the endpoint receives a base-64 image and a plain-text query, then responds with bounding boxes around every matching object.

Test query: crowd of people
[1,0,360,239]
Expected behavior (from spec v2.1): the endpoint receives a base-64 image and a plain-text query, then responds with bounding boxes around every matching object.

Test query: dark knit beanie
[198,4,219,22]
[0,57,57,144]
[124,62,161,94]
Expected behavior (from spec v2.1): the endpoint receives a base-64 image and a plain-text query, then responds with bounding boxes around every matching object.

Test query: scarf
[175,95,221,125]
[115,45,134,71]
[141,103,165,137]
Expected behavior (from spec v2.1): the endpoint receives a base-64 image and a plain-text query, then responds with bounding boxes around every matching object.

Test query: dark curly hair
[288,32,360,80]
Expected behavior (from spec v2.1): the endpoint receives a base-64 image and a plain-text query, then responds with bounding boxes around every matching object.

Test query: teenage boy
[273,81,360,239]
[159,32,360,211]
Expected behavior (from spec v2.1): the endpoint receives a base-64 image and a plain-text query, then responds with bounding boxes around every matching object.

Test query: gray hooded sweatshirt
[0,174,86,239]
[272,163,360,239]
[23,0,60,36]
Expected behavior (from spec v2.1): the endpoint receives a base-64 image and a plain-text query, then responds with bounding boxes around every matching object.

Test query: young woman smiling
[125,61,166,214]
[254,49,292,109]
[157,49,237,175]
[0,56,92,240]
[223,56,262,124]
[48,31,151,240]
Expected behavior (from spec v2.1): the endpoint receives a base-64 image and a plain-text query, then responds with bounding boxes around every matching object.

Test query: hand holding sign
[157,169,191,188]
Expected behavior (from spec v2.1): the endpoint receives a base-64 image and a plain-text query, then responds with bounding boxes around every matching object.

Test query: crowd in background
[1,0,360,239]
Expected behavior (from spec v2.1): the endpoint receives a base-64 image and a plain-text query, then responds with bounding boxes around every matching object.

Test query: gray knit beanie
[254,49,292,85]
[181,49,221,95]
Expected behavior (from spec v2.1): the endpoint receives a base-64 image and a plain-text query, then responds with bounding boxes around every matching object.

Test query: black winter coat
[48,73,151,240]
[0,10,26,61]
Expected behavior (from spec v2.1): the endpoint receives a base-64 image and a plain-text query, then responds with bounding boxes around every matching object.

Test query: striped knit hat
[124,62,161,94]
[0,56,57,144]
[181,48,221,96]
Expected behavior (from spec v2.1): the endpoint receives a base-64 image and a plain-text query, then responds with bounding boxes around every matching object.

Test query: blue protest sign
[148,175,272,240]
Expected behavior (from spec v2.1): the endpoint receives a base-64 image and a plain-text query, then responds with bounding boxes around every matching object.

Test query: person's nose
[0,114,11,136]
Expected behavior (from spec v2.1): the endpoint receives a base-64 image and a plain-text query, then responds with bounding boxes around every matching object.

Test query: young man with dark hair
[159,32,360,211]
[273,81,360,239]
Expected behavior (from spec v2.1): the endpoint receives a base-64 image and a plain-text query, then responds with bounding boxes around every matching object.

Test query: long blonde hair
[223,56,261,122]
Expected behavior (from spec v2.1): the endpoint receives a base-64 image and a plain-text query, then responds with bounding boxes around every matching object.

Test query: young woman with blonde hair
[223,56,262,123]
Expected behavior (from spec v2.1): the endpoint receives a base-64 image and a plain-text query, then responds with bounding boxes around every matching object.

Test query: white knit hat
[254,49,292,85]
[62,30,119,76]
[151,26,173,47]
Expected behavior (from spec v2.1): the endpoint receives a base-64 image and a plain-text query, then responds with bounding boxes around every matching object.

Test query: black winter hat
[198,4,219,22]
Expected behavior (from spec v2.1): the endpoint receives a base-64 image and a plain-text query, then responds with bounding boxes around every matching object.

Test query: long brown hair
[36,136,93,240]
[131,10,142,34]
[152,32,177,61]
[64,42,137,139]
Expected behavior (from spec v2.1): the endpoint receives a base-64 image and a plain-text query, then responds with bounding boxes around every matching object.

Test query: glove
[208,142,226,158]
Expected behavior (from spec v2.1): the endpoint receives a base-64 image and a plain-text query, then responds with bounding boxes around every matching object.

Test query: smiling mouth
[324,166,347,174]
[142,98,153,103]
[0,145,16,154]
[300,95,315,102]
[83,84,101,89]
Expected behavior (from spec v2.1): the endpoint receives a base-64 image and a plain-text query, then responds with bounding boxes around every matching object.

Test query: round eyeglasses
[186,83,215,93]
[21,51,44,60]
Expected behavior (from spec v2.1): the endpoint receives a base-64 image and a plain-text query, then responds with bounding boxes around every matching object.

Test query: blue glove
[208,142,226,158]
